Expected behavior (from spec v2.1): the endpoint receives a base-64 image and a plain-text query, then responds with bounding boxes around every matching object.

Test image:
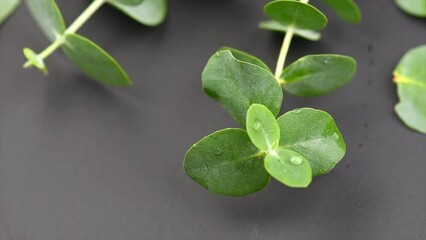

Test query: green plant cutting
[22,0,167,86]
[184,0,361,196]
[393,1,426,134]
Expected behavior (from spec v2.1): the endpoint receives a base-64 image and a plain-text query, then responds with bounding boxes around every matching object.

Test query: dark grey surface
[1,0,425,239]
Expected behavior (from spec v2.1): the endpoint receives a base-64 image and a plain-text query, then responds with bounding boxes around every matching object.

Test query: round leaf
[280,54,356,97]
[25,0,66,41]
[395,0,426,18]
[264,148,312,188]
[246,104,280,151]
[219,46,271,71]
[108,0,167,26]
[62,34,132,86]
[258,20,321,41]
[184,129,270,196]
[319,0,362,24]
[394,45,426,134]
[264,0,327,30]
[202,50,283,127]
[0,0,20,25]
[277,108,346,177]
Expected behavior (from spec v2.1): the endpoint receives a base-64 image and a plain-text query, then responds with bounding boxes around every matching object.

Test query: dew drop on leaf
[253,120,262,131]
[214,148,223,155]
[289,156,303,165]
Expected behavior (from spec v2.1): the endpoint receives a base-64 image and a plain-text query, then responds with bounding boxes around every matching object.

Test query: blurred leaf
[395,0,426,17]
[108,0,167,26]
[394,45,426,134]
[23,48,48,74]
[319,0,362,24]
[259,20,321,41]
[0,0,20,25]
[25,0,66,41]
[202,50,283,127]
[110,0,144,6]
[184,129,270,196]
[277,108,346,176]
[62,34,132,86]
[264,0,327,30]
[280,54,356,97]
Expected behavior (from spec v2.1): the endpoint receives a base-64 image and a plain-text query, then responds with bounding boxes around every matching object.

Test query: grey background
[1,0,425,239]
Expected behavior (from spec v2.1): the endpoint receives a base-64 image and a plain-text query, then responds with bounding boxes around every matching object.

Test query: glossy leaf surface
[277,108,346,176]
[108,0,167,26]
[259,20,321,41]
[0,0,20,25]
[25,0,66,41]
[264,149,312,188]
[184,129,270,196]
[394,45,426,134]
[280,54,356,97]
[395,0,426,17]
[246,104,280,151]
[319,0,362,24]
[264,0,327,30]
[62,34,132,86]
[220,46,271,71]
[202,50,283,127]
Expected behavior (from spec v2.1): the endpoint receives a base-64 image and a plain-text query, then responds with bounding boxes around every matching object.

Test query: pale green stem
[274,0,310,82]
[23,0,107,68]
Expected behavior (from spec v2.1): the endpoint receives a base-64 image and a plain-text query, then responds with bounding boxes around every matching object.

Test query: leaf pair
[23,0,167,86]
[184,105,346,196]
[203,49,356,126]
[259,0,361,41]
[394,45,426,134]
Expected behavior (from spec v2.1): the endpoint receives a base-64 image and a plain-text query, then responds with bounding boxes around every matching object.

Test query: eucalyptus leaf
[25,0,66,41]
[280,54,356,97]
[264,148,312,188]
[184,129,270,196]
[220,46,271,71]
[258,20,321,41]
[112,0,145,6]
[246,104,280,151]
[394,45,426,134]
[0,0,20,25]
[319,0,362,24]
[395,0,426,18]
[202,50,283,127]
[108,0,167,26]
[264,0,327,30]
[23,48,48,74]
[277,108,346,176]
[62,34,132,86]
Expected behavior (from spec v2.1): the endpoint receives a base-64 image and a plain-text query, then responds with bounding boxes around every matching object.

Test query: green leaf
[23,48,48,74]
[395,0,426,18]
[394,45,426,134]
[258,20,321,41]
[25,0,66,41]
[202,50,283,127]
[184,129,270,196]
[264,0,327,30]
[219,46,271,71]
[61,34,132,86]
[108,0,167,26]
[246,104,280,151]
[277,108,346,177]
[280,54,356,97]
[111,0,145,6]
[319,0,362,24]
[0,0,20,25]
[264,148,312,188]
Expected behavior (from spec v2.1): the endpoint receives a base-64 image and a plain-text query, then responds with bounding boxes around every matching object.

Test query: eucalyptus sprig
[184,0,361,196]
[22,0,167,86]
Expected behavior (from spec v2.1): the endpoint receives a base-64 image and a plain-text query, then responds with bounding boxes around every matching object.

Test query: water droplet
[253,120,262,131]
[214,148,223,155]
[332,132,339,140]
[290,156,303,165]
[324,59,330,64]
